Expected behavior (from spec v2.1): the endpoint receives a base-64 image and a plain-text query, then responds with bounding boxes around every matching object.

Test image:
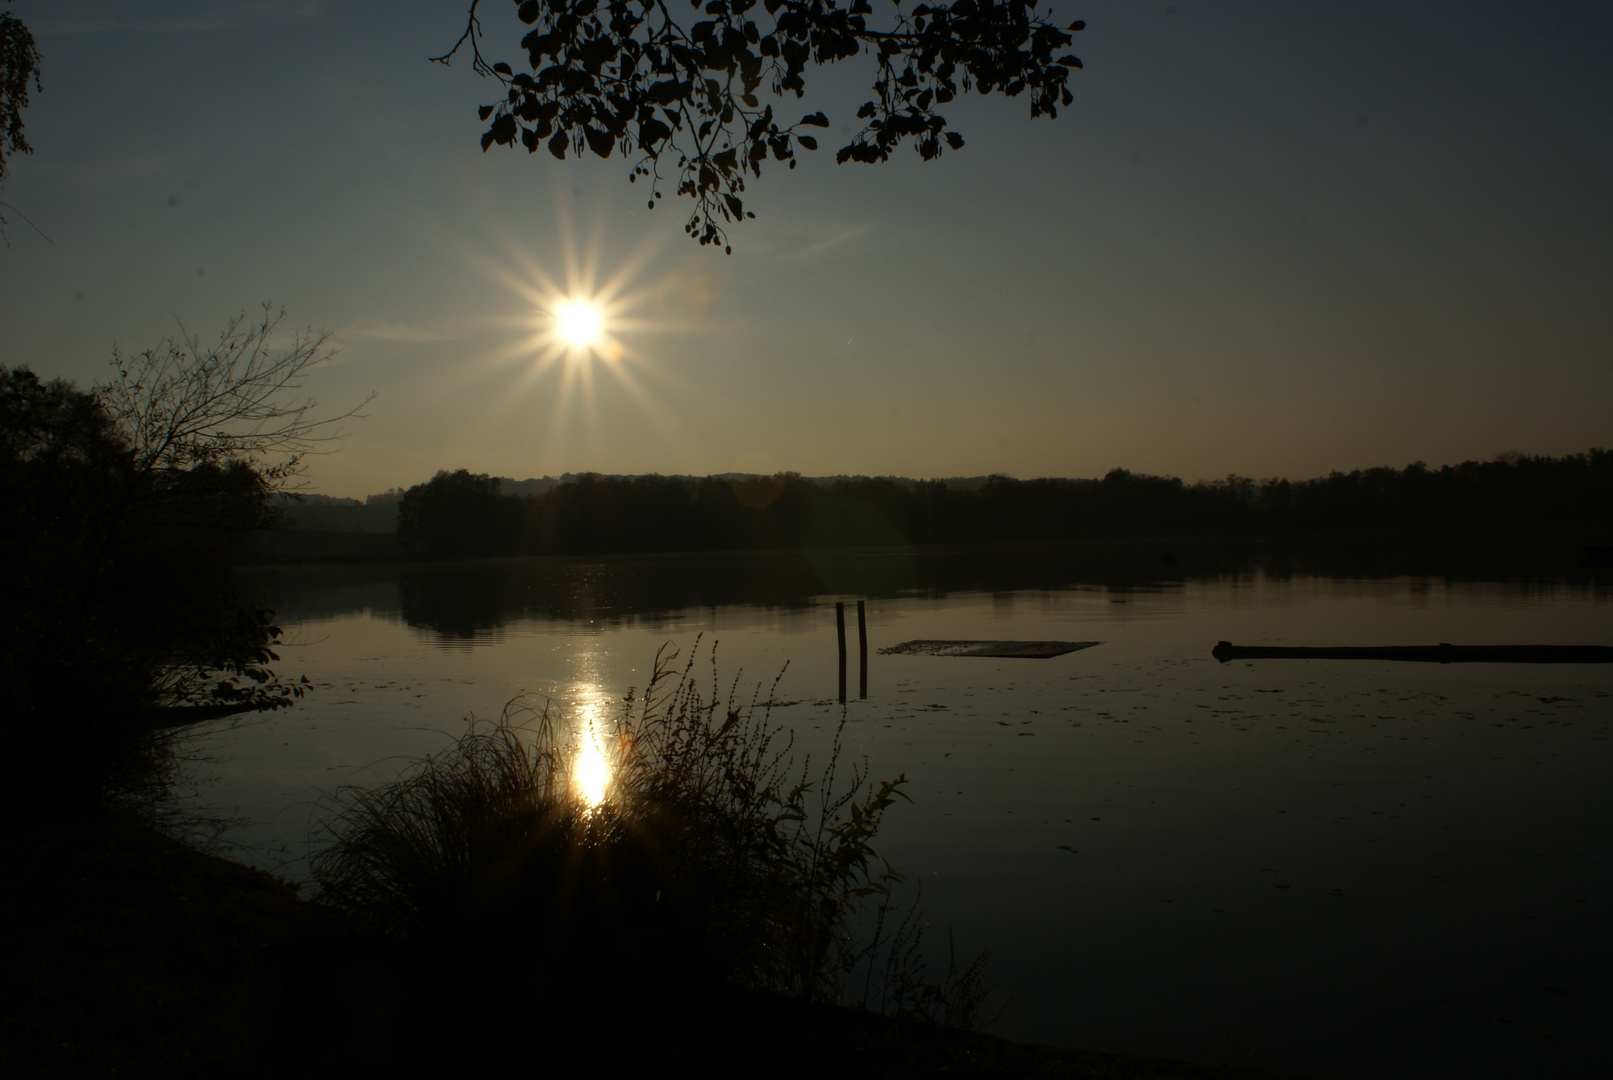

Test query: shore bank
[6,811,1310,1079]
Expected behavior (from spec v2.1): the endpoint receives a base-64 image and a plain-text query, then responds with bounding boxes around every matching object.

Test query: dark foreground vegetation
[1,314,360,798]
[6,808,1307,1079]
[312,644,967,1012]
[4,647,1307,1080]
[390,452,1613,559]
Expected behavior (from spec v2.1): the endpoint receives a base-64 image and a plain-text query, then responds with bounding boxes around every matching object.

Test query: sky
[1,0,1609,499]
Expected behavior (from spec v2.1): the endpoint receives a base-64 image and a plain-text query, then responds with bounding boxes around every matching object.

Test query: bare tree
[96,305,372,535]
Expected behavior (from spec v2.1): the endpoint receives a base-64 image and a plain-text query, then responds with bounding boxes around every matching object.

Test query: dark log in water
[881,640,1102,659]
[142,701,262,731]
[1212,641,1613,663]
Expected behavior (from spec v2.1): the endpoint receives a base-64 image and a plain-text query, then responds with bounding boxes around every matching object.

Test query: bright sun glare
[554,299,604,349]
[478,227,685,455]
[574,724,611,808]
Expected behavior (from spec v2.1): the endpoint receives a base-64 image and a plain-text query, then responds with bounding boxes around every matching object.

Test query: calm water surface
[186,555,1612,1078]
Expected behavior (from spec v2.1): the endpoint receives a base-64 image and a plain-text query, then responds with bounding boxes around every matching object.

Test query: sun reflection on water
[573,720,612,809]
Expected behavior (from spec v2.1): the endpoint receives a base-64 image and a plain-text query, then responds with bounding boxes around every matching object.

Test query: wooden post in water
[836,602,847,703]
[857,600,868,699]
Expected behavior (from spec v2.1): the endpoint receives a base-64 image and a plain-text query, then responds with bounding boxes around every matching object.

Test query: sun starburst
[554,299,604,349]
[441,204,732,465]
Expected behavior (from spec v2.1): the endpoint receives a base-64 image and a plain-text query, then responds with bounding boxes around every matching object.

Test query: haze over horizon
[2,1,1609,500]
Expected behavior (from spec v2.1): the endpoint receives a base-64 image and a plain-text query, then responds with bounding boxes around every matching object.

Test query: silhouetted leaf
[441,0,1086,249]
[584,126,615,158]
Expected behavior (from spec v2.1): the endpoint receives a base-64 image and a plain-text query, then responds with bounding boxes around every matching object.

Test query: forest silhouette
[393,452,1613,560]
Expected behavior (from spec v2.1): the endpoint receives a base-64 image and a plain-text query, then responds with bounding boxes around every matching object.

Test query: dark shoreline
[7,808,1312,1080]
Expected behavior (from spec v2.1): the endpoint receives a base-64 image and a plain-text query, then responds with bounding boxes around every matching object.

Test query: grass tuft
[312,638,988,1024]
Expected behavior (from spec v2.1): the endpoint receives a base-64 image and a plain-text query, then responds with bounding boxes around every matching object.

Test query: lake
[181,546,1611,1078]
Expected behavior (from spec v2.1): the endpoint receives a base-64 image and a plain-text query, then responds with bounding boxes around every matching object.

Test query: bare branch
[99,305,372,492]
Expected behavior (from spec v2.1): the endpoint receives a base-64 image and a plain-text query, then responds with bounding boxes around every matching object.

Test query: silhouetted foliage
[437,0,1084,249]
[272,489,402,533]
[0,7,37,176]
[0,5,41,237]
[389,452,1613,562]
[0,310,360,792]
[398,469,523,557]
[314,642,987,1026]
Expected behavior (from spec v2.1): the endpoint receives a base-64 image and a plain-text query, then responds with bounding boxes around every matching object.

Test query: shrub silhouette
[313,641,987,1022]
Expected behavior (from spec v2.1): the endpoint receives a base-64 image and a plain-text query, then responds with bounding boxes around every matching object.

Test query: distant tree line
[274,490,402,533]
[396,451,1613,558]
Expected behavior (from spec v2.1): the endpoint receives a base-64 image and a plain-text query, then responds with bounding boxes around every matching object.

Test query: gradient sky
[2,0,1609,498]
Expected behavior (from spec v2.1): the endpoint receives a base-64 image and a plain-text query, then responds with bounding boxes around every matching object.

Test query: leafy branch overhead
[436,0,1084,250]
[1,7,42,239]
[0,8,41,183]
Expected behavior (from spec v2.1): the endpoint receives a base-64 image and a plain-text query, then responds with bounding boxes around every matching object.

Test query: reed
[311,639,988,1024]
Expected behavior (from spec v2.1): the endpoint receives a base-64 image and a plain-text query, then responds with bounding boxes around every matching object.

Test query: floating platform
[1212,641,1613,664]
[879,640,1102,659]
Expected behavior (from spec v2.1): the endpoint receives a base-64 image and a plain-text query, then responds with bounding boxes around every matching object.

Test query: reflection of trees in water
[234,563,403,625]
[397,554,849,640]
[284,533,1613,641]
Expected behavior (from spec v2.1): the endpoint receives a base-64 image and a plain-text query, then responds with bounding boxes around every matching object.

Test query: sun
[466,219,700,460]
[554,299,604,349]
